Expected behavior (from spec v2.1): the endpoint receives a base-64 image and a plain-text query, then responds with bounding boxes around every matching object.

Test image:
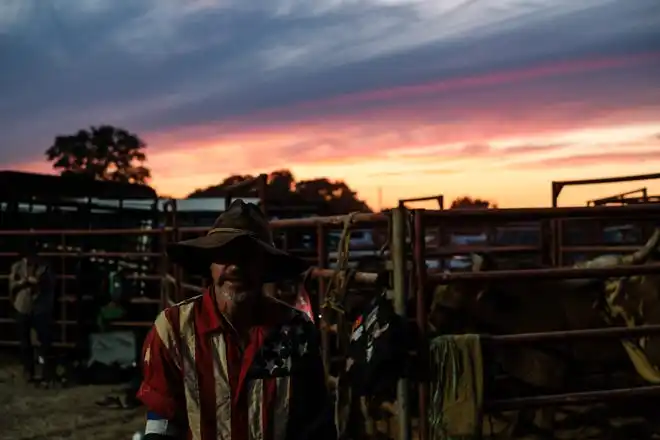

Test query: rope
[322,212,360,314]
[379,214,392,258]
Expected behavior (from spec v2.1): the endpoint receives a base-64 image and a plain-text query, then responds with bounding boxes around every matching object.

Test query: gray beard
[217,284,259,305]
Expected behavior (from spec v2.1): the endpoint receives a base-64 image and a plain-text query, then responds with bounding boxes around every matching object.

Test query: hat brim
[166,231,310,282]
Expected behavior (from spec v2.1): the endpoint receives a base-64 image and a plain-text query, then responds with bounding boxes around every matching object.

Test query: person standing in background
[9,240,55,385]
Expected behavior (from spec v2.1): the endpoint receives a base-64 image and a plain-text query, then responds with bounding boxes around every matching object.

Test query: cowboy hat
[166,200,310,282]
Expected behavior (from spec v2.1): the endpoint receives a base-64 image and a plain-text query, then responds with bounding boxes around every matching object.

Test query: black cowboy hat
[167,200,310,282]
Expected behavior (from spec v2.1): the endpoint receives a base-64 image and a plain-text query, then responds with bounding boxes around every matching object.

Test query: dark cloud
[0,0,659,164]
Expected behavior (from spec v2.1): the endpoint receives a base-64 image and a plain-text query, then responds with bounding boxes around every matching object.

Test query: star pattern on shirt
[248,312,315,378]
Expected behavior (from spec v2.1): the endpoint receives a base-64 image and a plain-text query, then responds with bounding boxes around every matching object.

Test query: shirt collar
[196,287,290,334]
[198,287,225,334]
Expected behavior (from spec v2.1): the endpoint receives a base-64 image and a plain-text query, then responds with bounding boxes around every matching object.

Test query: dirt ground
[0,361,144,440]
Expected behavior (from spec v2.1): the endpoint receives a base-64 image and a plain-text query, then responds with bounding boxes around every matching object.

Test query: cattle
[428,228,660,438]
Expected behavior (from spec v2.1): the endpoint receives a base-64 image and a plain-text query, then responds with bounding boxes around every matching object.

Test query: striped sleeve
[137,309,185,423]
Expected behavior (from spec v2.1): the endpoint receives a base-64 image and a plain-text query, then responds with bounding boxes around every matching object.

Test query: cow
[428,228,660,438]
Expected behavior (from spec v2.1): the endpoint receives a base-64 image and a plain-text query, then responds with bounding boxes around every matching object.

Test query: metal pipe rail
[0,273,162,281]
[176,212,388,234]
[552,172,660,207]
[0,212,387,237]
[487,385,660,410]
[423,203,660,221]
[427,262,660,284]
[486,324,660,344]
[0,251,160,258]
[424,245,657,259]
[587,187,649,207]
[0,227,163,236]
[424,245,539,257]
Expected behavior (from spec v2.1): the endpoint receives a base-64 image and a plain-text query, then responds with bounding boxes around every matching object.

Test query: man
[137,200,337,440]
[9,240,55,384]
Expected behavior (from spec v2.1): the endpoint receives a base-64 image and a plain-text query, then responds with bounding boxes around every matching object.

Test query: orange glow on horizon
[15,121,660,210]
[8,53,660,210]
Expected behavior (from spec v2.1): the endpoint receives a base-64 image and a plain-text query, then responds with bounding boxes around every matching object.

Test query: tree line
[45,125,496,213]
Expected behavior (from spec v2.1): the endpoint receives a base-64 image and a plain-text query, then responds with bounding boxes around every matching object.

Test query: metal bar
[169,199,183,302]
[13,203,656,237]
[557,218,565,266]
[0,341,75,348]
[0,228,163,236]
[399,194,444,210]
[309,268,378,284]
[539,220,552,267]
[553,172,660,206]
[594,196,660,206]
[159,208,170,311]
[0,197,151,214]
[423,204,660,221]
[161,213,389,235]
[391,206,411,440]
[60,233,66,345]
[556,172,660,187]
[588,187,649,205]
[0,274,162,281]
[269,212,388,229]
[561,245,653,253]
[316,224,330,373]
[486,324,660,344]
[111,321,153,328]
[412,210,429,440]
[400,196,438,203]
[427,262,660,283]
[486,385,660,410]
[424,245,540,257]
[0,251,161,258]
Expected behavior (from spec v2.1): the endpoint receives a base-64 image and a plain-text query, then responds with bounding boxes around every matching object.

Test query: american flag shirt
[137,291,336,440]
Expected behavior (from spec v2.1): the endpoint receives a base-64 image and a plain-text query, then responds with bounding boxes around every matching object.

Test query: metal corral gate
[3,204,660,440]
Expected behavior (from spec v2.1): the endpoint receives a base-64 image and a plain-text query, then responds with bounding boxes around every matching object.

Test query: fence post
[392,206,411,440]
[413,209,429,440]
[60,233,67,346]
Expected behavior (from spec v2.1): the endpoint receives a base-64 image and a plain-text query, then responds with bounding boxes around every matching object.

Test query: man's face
[210,247,267,304]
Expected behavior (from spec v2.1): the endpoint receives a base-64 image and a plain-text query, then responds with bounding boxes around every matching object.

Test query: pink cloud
[515,149,660,169]
[225,52,660,122]
[7,51,660,208]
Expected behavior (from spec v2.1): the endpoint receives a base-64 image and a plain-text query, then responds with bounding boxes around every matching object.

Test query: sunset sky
[1,0,659,209]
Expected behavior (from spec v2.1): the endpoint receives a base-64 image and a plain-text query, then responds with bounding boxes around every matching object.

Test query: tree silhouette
[296,178,370,213]
[45,125,151,184]
[268,170,296,196]
[450,196,497,209]
[188,170,371,214]
[187,174,255,198]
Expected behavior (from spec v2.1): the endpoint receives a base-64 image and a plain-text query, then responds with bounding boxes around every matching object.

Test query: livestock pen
[3,203,660,439]
[413,204,660,440]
